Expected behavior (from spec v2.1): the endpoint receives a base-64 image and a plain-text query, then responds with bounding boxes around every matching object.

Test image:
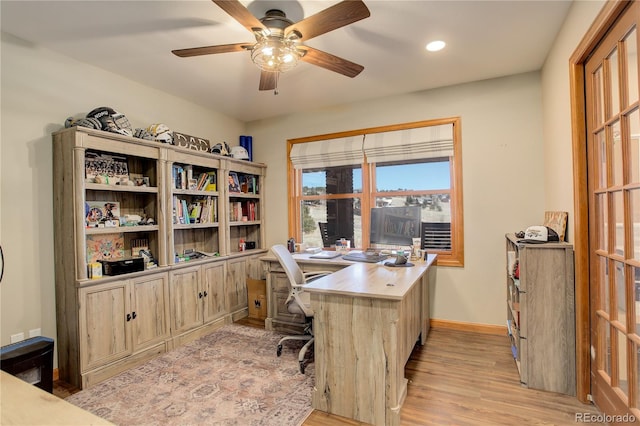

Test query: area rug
[66,324,314,426]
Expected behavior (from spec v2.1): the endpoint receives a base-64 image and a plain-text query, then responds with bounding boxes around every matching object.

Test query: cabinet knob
[132,311,137,319]
[199,292,203,299]
[126,313,132,321]
[203,291,208,297]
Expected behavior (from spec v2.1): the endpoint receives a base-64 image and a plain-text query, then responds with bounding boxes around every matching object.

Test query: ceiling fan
[172,0,370,93]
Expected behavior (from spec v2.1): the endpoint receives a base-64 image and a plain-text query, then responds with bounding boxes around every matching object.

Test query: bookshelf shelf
[85,183,158,193]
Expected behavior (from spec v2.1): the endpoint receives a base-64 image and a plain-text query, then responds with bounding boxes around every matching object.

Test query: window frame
[287,117,464,267]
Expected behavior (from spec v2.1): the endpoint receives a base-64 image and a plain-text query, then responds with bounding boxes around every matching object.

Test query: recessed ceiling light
[426,40,446,52]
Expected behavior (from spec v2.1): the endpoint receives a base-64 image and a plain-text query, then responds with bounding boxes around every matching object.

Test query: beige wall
[0,32,245,355]
[248,72,545,325]
[541,0,606,242]
[0,0,605,364]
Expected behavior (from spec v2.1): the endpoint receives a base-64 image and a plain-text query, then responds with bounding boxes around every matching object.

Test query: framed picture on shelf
[228,172,240,192]
[543,211,568,242]
[85,201,120,225]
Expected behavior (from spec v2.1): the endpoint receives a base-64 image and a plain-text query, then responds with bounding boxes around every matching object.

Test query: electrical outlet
[28,328,41,338]
[10,332,24,343]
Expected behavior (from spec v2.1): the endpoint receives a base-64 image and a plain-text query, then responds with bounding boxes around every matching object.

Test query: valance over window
[290,135,364,169]
[363,124,453,163]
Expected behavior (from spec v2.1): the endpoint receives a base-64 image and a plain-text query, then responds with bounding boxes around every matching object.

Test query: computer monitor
[370,206,421,247]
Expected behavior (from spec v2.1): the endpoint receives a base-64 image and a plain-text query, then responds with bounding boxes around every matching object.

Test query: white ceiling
[1,0,572,122]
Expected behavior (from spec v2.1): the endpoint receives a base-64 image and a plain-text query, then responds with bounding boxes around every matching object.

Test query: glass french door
[586,1,640,417]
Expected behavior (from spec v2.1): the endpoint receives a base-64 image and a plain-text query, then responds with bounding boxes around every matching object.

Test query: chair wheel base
[277,344,282,357]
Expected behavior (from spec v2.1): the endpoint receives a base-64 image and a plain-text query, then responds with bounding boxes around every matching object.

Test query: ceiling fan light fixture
[251,37,301,73]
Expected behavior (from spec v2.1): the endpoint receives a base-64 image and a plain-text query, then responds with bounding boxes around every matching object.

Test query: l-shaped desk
[262,253,437,426]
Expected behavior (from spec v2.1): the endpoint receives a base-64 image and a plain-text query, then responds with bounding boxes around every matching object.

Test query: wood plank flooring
[303,327,605,426]
[55,321,605,425]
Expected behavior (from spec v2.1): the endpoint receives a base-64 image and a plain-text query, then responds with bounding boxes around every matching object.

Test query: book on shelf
[172,165,187,190]
[174,195,217,224]
[247,175,257,194]
[206,171,217,191]
[195,172,209,191]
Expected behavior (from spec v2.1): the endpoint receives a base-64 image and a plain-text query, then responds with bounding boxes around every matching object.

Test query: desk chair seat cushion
[286,290,312,316]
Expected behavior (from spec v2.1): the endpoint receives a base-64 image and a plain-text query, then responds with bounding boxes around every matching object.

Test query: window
[287,118,463,266]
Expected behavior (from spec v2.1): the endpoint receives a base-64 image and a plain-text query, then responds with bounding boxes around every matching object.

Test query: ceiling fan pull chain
[274,72,279,95]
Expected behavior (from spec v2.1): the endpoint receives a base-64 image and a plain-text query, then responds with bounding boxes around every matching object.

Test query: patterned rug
[66,324,314,426]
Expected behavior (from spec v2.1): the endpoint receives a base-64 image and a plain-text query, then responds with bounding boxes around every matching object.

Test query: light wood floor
[55,319,605,425]
[303,326,605,426]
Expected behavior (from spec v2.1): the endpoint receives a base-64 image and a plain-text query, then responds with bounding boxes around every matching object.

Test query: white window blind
[363,124,453,163]
[290,135,364,169]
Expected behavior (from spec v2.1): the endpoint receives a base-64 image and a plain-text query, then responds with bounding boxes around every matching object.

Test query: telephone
[384,252,409,267]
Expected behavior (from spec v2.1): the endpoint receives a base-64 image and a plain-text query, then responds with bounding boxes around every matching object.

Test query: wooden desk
[0,371,113,425]
[305,254,436,426]
[262,253,351,333]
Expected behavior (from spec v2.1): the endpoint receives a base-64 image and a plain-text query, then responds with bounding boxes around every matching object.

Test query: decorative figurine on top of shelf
[146,123,174,145]
[211,142,231,157]
[230,146,250,160]
[133,127,155,141]
[86,106,133,137]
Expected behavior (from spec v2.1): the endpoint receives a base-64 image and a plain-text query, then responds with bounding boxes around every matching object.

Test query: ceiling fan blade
[286,0,370,42]
[212,0,265,33]
[299,46,364,78]
[259,71,277,91]
[172,43,250,57]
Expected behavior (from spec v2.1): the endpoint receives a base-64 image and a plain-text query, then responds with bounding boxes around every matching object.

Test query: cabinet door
[131,272,170,351]
[202,262,226,323]
[226,257,248,313]
[78,281,132,372]
[170,266,203,334]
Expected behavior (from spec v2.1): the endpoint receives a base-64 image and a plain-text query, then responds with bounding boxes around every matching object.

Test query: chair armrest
[303,271,333,283]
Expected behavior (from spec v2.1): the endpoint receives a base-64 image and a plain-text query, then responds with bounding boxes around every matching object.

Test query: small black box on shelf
[99,257,144,276]
[245,241,256,250]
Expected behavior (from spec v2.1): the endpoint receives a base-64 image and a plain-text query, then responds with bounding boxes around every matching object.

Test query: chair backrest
[271,244,305,287]
[421,222,452,250]
[318,222,331,247]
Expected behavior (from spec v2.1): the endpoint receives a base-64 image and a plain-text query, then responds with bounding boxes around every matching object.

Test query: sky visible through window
[302,161,450,191]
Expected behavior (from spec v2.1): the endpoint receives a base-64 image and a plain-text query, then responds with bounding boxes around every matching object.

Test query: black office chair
[270,244,332,373]
[318,222,334,248]
[421,222,452,250]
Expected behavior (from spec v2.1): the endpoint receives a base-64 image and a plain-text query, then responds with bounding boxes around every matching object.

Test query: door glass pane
[606,320,612,377]
[617,329,629,396]
[610,48,620,116]
[635,267,640,335]
[597,193,609,252]
[630,109,640,183]
[614,191,625,256]
[615,261,627,326]
[636,343,640,409]
[595,65,605,126]
[631,189,640,261]
[613,120,623,186]
[625,29,638,105]
[597,130,607,189]
[601,256,611,314]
